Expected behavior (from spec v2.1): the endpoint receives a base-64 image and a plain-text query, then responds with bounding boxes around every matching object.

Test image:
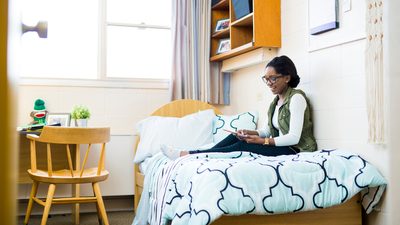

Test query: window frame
[20,0,171,87]
[100,0,171,81]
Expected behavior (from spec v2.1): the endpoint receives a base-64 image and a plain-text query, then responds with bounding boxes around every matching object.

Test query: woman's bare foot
[161,144,182,160]
[180,151,189,157]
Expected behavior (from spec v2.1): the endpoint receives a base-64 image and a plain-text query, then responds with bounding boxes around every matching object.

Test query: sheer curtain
[170,0,230,104]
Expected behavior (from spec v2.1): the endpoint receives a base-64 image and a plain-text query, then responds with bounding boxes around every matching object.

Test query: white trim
[107,22,170,30]
[99,0,107,80]
[110,134,136,137]
[18,77,170,89]
[221,48,278,72]
[308,36,366,52]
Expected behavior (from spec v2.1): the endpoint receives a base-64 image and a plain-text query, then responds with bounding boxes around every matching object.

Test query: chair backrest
[27,126,110,177]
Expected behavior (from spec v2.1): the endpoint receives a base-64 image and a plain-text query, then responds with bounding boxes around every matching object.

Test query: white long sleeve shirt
[256,94,307,146]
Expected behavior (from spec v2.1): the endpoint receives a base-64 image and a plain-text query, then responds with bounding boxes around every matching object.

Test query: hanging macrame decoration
[366,0,384,143]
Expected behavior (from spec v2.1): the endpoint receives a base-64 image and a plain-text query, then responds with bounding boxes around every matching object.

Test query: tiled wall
[17,85,169,135]
[17,84,170,198]
[217,0,390,224]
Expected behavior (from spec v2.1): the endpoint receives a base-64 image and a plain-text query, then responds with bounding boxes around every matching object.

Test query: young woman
[162,55,317,160]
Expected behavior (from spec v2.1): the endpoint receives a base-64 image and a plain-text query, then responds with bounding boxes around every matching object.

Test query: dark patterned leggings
[189,134,299,156]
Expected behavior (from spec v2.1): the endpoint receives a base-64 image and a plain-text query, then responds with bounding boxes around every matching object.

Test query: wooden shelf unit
[210,0,281,62]
[231,13,253,26]
[212,28,230,39]
[212,0,229,10]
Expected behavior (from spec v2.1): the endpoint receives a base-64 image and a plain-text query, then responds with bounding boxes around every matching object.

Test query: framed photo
[216,38,230,54]
[46,113,71,127]
[215,18,230,32]
[308,0,339,35]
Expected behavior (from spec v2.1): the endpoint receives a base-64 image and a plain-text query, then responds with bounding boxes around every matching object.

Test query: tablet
[223,129,238,134]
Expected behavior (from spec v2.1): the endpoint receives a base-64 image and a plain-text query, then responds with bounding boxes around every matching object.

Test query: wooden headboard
[134,99,221,210]
[150,99,221,117]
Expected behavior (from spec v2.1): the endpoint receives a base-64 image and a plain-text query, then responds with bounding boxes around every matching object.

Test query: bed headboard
[150,99,222,117]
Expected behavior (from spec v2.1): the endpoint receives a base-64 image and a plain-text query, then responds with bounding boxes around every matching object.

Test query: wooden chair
[24,126,111,225]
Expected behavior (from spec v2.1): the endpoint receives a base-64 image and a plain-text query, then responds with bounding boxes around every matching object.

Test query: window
[20,0,99,79]
[106,0,171,79]
[20,0,171,80]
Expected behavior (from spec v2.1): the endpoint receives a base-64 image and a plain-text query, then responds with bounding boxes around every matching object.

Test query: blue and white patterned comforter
[133,149,386,225]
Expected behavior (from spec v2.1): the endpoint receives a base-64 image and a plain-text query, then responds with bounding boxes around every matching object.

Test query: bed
[133,99,386,225]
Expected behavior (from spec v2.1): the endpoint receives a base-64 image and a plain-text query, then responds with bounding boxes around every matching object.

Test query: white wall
[17,81,170,198]
[218,0,391,224]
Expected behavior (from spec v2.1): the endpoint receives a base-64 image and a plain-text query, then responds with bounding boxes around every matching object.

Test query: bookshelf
[210,0,281,62]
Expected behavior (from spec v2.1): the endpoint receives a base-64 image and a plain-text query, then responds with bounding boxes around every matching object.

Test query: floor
[18,211,135,225]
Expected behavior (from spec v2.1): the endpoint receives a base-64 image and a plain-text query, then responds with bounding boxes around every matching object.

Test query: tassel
[365,0,384,143]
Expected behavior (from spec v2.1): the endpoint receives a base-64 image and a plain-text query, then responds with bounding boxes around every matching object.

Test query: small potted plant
[71,105,91,127]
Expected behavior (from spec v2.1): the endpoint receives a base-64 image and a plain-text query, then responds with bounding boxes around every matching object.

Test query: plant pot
[75,119,88,127]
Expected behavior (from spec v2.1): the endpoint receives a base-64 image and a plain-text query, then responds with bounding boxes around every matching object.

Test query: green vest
[267,87,317,152]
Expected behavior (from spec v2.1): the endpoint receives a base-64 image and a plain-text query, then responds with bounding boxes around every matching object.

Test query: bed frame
[133,99,362,225]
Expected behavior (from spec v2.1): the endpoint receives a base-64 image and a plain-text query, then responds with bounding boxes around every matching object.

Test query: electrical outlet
[343,0,351,13]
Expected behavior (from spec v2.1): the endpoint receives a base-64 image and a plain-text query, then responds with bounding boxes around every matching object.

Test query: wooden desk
[18,132,76,183]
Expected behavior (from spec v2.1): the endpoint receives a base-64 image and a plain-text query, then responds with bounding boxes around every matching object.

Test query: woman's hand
[237,129,258,136]
[236,129,259,141]
[242,135,265,144]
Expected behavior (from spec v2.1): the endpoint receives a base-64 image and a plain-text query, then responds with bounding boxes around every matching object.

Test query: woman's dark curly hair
[266,55,300,88]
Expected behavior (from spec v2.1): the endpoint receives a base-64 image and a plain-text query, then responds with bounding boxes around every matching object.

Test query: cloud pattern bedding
[133,149,386,225]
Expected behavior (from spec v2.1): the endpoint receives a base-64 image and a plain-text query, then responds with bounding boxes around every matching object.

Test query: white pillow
[134,109,215,163]
[213,111,259,143]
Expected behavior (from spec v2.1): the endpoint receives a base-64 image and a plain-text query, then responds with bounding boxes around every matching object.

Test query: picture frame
[216,38,230,54]
[215,18,230,32]
[308,0,339,35]
[46,113,71,127]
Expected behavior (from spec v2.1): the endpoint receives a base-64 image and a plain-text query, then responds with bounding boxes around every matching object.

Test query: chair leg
[93,182,109,225]
[40,184,56,225]
[72,183,80,225]
[24,181,39,225]
[95,204,103,225]
[93,183,102,225]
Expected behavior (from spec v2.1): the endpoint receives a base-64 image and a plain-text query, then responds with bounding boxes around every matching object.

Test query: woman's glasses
[261,74,283,84]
